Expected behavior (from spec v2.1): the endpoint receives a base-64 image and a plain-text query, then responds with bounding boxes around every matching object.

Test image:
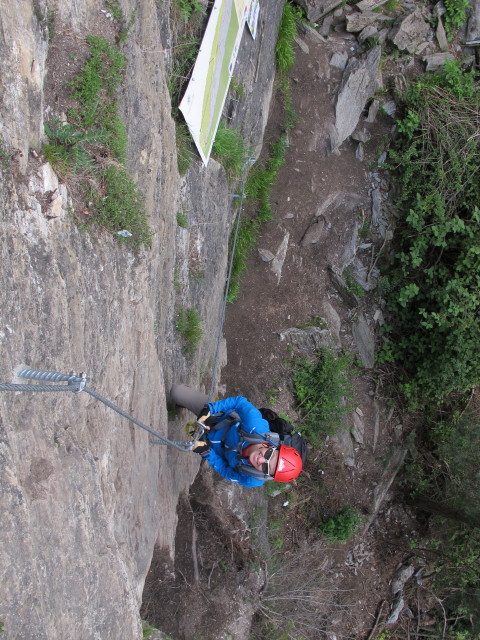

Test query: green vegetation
[342,269,365,299]
[275,2,302,74]
[405,405,480,637]
[105,0,137,43]
[173,0,205,24]
[92,164,151,247]
[297,316,327,330]
[0,140,12,176]
[43,36,150,251]
[176,210,189,228]
[168,37,201,112]
[292,347,353,445]
[212,127,250,181]
[265,387,279,405]
[378,60,480,638]
[47,7,57,41]
[382,61,480,406]
[225,3,299,303]
[318,507,362,542]
[166,3,203,169]
[227,132,291,302]
[175,308,203,355]
[33,2,57,41]
[443,0,471,37]
[176,123,195,174]
[268,519,284,551]
[229,77,245,99]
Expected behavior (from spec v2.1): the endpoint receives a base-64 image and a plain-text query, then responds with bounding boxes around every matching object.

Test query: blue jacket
[203,396,273,488]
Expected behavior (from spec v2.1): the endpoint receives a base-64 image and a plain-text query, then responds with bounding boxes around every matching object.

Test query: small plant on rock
[212,126,250,181]
[176,210,188,228]
[175,308,203,355]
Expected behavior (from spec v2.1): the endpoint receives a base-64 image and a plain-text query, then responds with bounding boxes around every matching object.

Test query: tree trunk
[411,496,480,527]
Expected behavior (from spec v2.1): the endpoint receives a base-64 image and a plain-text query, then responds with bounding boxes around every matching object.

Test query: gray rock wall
[0,0,283,638]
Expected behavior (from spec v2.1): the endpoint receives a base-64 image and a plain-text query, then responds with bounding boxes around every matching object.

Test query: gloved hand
[192,440,210,456]
[197,406,211,422]
[197,406,213,430]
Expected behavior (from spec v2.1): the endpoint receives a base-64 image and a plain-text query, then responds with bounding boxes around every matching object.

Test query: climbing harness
[0,367,204,451]
[0,161,255,450]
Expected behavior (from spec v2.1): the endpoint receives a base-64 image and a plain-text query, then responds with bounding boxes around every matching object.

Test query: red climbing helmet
[273,444,303,483]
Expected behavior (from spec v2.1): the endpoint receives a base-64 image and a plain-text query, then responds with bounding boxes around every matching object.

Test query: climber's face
[246,443,279,475]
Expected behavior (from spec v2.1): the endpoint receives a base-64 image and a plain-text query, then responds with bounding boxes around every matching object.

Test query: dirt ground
[220,30,418,640]
[142,24,426,640]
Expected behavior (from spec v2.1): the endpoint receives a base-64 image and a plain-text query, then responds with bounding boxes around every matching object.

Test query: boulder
[351,313,375,368]
[346,11,390,32]
[424,51,455,70]
[295,0,344,22]
[388,8,431,53]
[357,0,390,10]
[330,51,349,70]
[465,0,480,43]
[436,16,449,51]
[300,215,326,245]
[331,46,382,151]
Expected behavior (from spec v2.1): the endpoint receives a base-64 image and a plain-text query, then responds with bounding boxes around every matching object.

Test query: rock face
[0,0,282,638]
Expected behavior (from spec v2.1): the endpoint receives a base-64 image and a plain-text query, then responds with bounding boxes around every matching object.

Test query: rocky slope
[0,1,281,638]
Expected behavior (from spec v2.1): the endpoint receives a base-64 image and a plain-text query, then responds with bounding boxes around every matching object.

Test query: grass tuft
[176,308,203,355]
[43,36,150,250]
[275,2,302,74]
[176,123,195,175]
[93,164,152,249]
[212,127,250,182]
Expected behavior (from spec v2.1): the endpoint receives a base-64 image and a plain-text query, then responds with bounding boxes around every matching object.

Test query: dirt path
[219,27,414,640]
[222,30,381,405]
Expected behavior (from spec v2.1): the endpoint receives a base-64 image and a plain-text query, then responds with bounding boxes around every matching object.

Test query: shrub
[381,62,480,405]
[174,0,205,24]
[292,347,353,444]
[405,404,480,635]
[319,507,362,542]
[443,0,471,37]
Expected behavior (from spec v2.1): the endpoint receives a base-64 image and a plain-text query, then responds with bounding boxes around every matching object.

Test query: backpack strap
[208,411,241,432]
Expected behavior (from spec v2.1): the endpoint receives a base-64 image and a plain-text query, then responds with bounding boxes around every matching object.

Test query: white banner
[179,0,253,165]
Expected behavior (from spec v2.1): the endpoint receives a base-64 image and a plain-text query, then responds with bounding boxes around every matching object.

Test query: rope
[0,383,82,392]
[207,158,254,401]
[0,368,194,451]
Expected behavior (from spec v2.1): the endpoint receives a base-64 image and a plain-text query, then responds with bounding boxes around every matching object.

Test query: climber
[170,384,303,488]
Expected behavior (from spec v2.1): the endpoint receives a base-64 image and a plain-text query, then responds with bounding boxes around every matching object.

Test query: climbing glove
[192,440,210,456]
[197,406,211,422]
